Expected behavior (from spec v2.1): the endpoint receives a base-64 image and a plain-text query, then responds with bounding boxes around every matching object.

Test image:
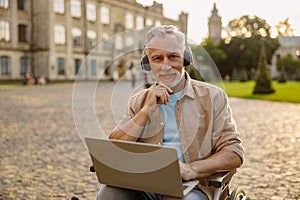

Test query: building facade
[270,36,300,78]
[208,2,222,43]
[0,0,188,81]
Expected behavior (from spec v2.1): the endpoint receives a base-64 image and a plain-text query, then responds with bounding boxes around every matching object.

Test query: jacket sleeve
[110,89,148,139]
[211,88,245,163]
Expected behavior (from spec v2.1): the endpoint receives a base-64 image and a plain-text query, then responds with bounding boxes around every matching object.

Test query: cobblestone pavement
[0,81,299,200]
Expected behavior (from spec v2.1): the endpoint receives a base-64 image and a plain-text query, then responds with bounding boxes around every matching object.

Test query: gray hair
[144,25,186,49]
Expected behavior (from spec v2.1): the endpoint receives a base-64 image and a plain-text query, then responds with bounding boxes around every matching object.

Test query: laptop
[85,137,199,198]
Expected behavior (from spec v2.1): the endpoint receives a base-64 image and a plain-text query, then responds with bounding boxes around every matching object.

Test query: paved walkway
[0,81,299,200]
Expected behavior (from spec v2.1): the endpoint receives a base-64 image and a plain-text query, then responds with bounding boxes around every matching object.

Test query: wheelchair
[208,169,248,200]
[71,167,248,200]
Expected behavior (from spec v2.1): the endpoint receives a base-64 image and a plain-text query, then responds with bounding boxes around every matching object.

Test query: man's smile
[159,73,176,82]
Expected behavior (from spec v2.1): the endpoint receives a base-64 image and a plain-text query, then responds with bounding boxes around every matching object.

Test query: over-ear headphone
[140,50,193,71]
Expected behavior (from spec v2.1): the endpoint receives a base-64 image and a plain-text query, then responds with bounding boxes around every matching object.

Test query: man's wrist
[118,119,144,138]
[141,106,150,114]
[141,104,156,115]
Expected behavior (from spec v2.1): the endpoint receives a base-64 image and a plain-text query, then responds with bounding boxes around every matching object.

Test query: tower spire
[212,2,219,16]
[208,2,222,43]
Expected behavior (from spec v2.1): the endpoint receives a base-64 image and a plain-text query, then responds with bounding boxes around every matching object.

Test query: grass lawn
[222,81,300,103]
[1,80,299,103]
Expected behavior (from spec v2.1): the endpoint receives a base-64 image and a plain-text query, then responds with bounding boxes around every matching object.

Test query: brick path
[0,81,299,200]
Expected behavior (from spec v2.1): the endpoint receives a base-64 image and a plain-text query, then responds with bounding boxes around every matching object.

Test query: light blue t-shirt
[159,90,185,162]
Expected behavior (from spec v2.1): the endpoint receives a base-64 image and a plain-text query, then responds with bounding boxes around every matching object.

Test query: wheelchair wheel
[229,187,248,200]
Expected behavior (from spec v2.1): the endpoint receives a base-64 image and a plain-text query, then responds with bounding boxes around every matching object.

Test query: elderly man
[97,25,244,200]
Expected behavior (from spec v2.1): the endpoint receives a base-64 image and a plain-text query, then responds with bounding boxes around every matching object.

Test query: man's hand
[179,162,198,181]
[144,84,173,109]
[109,84,172,141]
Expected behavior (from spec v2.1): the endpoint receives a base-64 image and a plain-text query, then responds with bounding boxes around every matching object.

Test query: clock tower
[208,3,222,43]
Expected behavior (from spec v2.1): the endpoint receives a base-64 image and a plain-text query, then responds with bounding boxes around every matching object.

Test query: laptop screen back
[85,137,185,197]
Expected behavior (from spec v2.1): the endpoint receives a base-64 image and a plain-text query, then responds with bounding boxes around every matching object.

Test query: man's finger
[158,83,173,94]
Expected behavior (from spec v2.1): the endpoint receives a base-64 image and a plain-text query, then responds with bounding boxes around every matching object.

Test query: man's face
[146,34,185,89]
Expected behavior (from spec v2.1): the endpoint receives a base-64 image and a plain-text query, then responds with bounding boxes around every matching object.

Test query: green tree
[201,38,227,63]
[253,43,275,94]
[190,43,224,81]
[199,38,227,77]
[225,15,272,39]
[220,15,279,80]
[186,65,203,81]
[277,62,288,83]
[276,54,300,80]
[276,18,294,36]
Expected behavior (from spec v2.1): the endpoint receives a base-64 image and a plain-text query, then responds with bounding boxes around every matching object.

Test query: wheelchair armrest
[208,169,236,188]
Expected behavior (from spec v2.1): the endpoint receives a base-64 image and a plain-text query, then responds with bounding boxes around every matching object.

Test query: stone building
[208,2,222,43]
[0,0,188,81]
[270,36,300,78]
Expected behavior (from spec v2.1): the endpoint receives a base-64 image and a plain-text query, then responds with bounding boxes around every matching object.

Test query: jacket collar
[181,71,195,100]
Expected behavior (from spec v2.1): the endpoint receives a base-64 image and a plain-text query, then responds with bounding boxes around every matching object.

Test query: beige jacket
[114,73,244,199]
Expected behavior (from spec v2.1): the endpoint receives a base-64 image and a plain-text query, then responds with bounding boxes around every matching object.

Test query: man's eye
[169,55,180,60]
[152,57,161,61]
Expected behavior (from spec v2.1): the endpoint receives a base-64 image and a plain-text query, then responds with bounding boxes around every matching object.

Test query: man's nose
[161,58,172,70]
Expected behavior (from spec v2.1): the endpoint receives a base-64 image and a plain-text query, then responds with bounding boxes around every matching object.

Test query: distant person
[38,75,47,85]
[129,62,136,88]
[97,25,244,200]
[24,73,37,85]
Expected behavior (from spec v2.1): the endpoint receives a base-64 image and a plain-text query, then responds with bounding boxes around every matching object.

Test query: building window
[20,57,30,75]
[54,25,65,45]
[102,32,110,41]
[136,16,144,30]
[0,20,10,42]
[146,18,153,26]
[0,0,9,9]
[70,0,81,18]
[276,54,281,60]
[86,3,96,22]
[125,36,134,47]
[100,6,110,24]
[0,56,11,75]
[57,57,65,75]
[17,0,26,10]
[54,0,65,14]
[75,59,82,75]
[87,30,97,48]
[102,32,110,49]
[155,20,161,27]
[115,35,123,50]
[71,27,82,46]
[90,59,97,76]
[125,13,134,29]
[18,24,28,42]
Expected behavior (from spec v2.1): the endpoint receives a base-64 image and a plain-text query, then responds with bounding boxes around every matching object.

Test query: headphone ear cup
[183,50,193,66]
[141,55,151,71]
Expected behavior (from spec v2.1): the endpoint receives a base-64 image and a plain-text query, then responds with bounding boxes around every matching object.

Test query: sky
[136,0,300,44]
